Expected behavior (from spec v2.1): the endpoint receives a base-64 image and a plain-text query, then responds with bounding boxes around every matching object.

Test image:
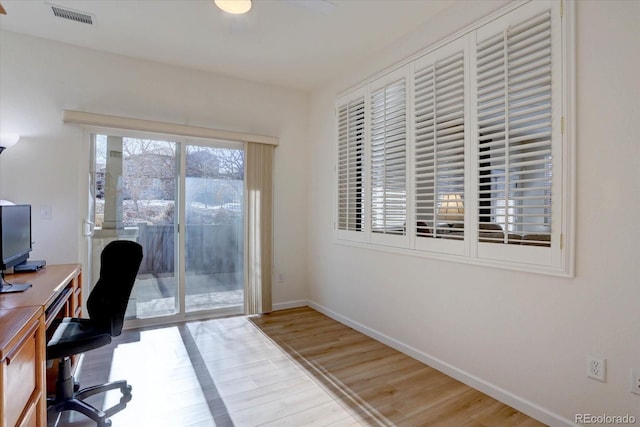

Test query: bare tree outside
[123,139,176,224]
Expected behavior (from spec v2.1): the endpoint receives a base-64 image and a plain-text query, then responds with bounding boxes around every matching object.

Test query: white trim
[178,142,187,316]
[336,237,572,277]
[272,300,308,311]
[561,0,577,278]
[306,300,578,427]
[63,110,279,146]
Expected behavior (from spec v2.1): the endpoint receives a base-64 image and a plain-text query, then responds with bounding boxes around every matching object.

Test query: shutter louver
[337,98,365,232]
[415,50,466,240]
[371,79,407,235]
[477,11,552,246]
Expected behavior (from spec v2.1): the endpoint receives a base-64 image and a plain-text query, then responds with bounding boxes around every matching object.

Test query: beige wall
[0,30,309,307]
[2,0,639,425]
[307,1,639,425]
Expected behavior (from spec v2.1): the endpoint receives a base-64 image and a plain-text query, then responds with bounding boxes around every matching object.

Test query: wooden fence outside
[136,222,243,275]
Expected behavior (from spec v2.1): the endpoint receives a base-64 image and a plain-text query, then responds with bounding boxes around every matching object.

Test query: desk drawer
[3,324,38,427]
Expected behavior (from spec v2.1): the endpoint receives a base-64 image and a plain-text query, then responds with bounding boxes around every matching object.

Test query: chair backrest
[86,240,143,336]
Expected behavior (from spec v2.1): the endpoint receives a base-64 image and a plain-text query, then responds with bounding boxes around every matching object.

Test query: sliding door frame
[81,127,247,330]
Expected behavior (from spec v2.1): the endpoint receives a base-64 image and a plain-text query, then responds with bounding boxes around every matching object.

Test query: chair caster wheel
[98,420,112,427]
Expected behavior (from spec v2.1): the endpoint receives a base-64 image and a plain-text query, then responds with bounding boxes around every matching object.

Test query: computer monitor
[0,204,33,292]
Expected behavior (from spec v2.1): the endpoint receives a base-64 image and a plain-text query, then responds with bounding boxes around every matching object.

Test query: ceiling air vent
[50,4,94,25]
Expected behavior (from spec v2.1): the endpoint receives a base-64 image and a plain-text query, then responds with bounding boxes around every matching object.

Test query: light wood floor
[49,307,546,427]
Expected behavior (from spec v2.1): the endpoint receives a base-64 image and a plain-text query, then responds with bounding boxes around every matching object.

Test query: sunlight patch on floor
[63,317,366,427]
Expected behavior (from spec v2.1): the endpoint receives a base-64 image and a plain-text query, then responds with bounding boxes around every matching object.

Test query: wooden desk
[0,264,83,326]
[0,264,82,427]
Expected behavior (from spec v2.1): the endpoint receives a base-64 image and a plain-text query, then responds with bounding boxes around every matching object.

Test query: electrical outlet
[587,355,606,382]
[631,369,640,395]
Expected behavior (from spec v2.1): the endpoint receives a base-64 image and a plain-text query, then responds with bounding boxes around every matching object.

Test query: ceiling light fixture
[214,0,252,15]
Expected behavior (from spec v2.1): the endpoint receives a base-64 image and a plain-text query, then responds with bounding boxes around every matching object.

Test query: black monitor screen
[0,204,32,270]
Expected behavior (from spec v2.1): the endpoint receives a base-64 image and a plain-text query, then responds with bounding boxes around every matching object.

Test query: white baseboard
[272,299,308,311]
[306,300,577,427]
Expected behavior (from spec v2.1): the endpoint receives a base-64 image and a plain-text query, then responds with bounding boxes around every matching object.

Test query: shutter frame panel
[336,96,366,235]
[477,9,553,247]
[414,40,467,253]
[370,75,408,238]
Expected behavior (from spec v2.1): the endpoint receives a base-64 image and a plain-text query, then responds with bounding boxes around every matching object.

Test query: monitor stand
[0,272,32,293]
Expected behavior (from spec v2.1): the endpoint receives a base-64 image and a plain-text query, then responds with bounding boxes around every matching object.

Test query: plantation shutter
[370,76,407,236]
[414,44,467,248]
[476,9,553,247]
[334,0,570,275]
[337,97,365,233]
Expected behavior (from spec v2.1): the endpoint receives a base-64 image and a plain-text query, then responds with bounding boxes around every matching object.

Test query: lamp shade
[0,134,20,149]
[438,194,464,223]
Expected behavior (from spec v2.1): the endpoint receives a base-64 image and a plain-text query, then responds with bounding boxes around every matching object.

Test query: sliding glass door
[184,145,244,313]
[88,133,244,325]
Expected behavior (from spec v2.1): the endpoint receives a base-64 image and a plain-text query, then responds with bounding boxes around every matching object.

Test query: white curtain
[244,142,274,314]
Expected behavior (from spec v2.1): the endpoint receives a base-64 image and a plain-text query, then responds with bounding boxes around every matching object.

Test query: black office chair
[47,240,143,427]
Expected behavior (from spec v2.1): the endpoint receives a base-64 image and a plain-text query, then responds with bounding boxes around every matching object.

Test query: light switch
[40,205,52,220]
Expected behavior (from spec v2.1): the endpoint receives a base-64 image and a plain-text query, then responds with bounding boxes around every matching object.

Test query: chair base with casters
[46,240,143,426]
[47,355,132,427]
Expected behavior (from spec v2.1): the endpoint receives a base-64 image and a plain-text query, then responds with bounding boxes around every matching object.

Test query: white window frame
[334,0,575,277]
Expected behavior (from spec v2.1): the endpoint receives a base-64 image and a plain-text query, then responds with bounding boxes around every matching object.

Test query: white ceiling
[0,0,456,91]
